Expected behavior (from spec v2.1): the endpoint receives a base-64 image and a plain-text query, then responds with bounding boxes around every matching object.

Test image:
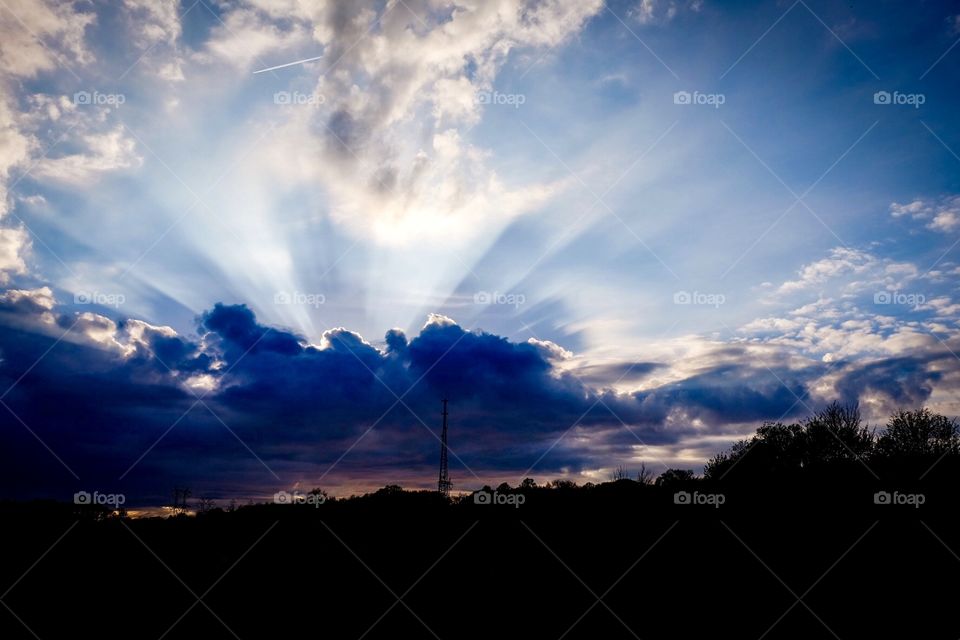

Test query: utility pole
[438,399,452,496]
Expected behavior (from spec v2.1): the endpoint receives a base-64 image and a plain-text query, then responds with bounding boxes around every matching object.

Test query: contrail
[253,55,323,74]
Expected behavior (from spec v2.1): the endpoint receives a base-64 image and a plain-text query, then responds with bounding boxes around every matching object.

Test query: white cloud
[0,1,104,284]
[930,210,960,232]
[0,94,35,219]
[776,247,875,294]
[771,246,924,300]
[0,0,95,78]
[200,0,600,245]
[198,5,312,71]
[737,247,959,369]
[528,337,573,361]
[0,285,56,326]
[33,125,142,184]
[921,296,960,318]
[423,313,459,330]
[122,0,186,81]
[0,285,54,310]
[629,0,702,25]
[0,227,29,283]
[123,0,181,49]
[890,195,960,233]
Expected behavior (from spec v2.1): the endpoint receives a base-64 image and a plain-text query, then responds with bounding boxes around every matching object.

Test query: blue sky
[0,0,959,504]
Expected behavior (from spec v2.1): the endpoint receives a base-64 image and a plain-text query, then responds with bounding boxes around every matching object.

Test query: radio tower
[438,399,452,496]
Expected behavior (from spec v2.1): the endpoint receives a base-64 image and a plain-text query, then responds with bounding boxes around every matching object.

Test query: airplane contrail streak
[253,55,324,74]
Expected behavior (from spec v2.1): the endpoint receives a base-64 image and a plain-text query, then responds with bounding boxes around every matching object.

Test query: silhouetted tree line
[5,404,959,639]
[23,403,960,526]
[703,403,959,482]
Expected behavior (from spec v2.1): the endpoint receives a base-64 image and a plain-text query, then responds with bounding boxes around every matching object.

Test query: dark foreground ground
[2,475,958,640]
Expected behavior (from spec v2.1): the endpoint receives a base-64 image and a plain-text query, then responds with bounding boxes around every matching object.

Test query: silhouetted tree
[704,423,801,479]
[519,478,537,489]
[704,403,873,479]
[377,484,403,496]
[876,408,960,458]
[637,462,654,485]
[655,469,694,487]
[802,402,872,465]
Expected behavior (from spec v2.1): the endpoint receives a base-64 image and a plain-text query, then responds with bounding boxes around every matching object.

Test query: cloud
[199,0,599,245]
[775,247,874,294]
[730,245,960,422]
[0,1,133,283]
[630,0,703,25]
[0,97,33,282]
[0,286,54,323]
[930,210,960,233]
[890,196,960,233]
[771,246,923,299]
[33,125,142,184]
[0,227,30,283]
[122,0,186,81]
[0,95,35,218]
[2,278,957,503]
[0,0,95,78]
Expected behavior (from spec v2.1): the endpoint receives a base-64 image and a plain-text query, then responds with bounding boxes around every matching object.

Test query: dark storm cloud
[834,355,946,409]
[632,363,813,425]
[575,361,665,386]
[0,297,951,503]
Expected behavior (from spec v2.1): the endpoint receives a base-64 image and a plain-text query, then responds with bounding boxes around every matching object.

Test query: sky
[0,0,959,506]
